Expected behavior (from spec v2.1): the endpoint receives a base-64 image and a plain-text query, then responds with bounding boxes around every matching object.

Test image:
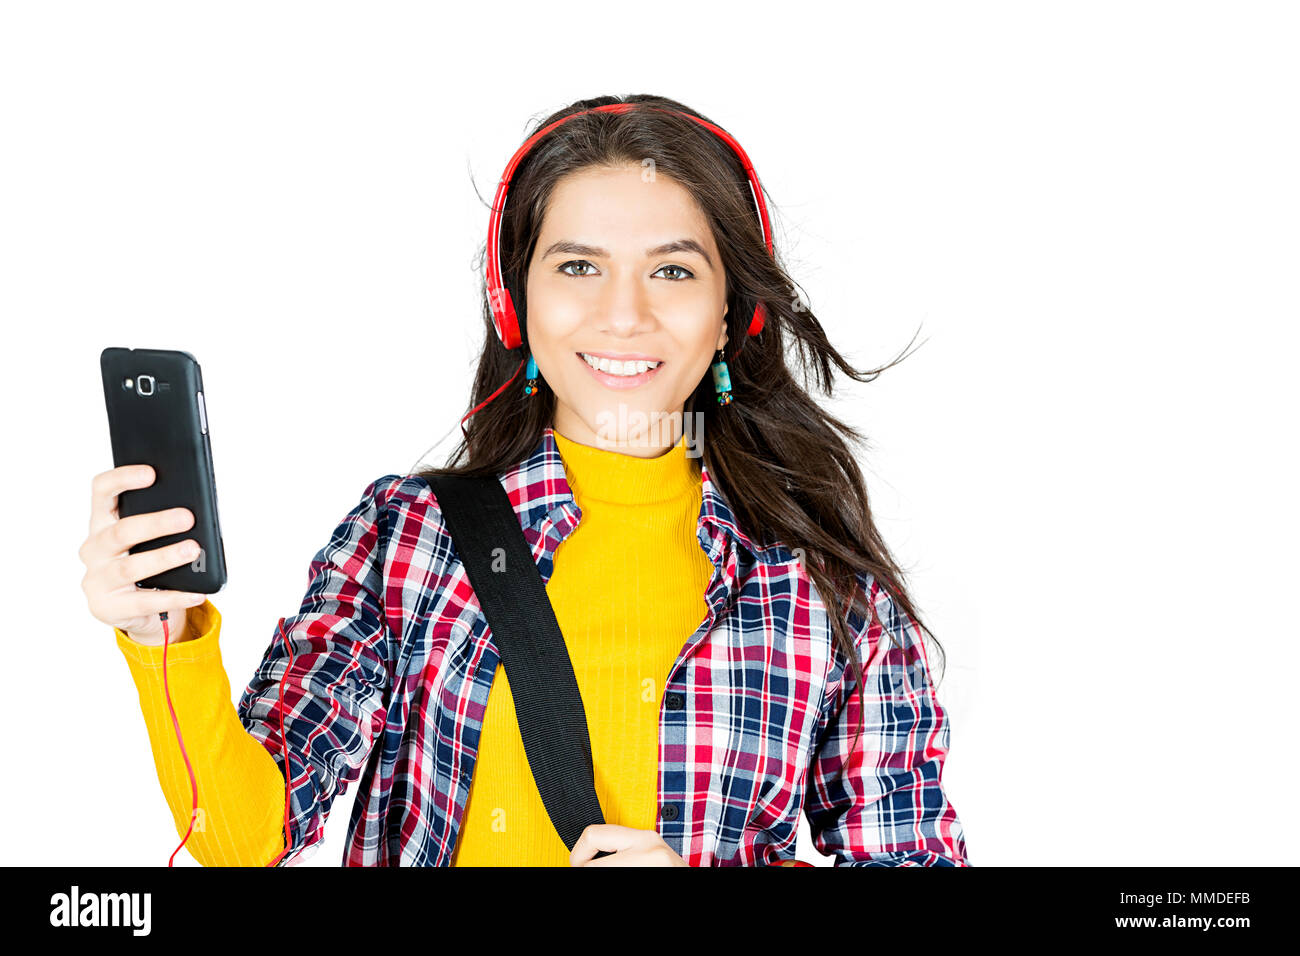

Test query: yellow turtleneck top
[451,428,712,865]
[113,428,714,866]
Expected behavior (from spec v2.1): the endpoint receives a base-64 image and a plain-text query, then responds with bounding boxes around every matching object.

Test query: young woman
[81,93,969,867]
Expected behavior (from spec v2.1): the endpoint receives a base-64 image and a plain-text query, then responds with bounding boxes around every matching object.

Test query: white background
[2,1,1295,866]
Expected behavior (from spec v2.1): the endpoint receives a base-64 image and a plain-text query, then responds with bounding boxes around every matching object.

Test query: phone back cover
[100,347,227,593]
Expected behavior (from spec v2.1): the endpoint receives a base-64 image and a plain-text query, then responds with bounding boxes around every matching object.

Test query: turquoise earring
[523,353,539,397]
[711,348,733,405]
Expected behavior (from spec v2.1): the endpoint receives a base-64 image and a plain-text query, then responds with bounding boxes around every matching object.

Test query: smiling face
[523,162,729,457]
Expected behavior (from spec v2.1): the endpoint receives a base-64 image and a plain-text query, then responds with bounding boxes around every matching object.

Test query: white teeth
[580,353,660,376]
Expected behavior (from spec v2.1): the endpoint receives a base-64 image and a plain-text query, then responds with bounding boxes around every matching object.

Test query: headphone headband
[486,103,774,352]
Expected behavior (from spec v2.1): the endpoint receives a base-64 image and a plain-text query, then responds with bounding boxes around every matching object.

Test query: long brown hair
[414,92,945,771]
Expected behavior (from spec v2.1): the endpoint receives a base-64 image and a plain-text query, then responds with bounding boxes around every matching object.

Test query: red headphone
[485,102,775,352]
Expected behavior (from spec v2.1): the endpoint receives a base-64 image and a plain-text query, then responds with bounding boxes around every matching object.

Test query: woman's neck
[551,407,687,459]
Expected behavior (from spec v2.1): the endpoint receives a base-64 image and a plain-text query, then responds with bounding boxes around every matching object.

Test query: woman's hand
[79,464,208,644]
[570,824,688,866]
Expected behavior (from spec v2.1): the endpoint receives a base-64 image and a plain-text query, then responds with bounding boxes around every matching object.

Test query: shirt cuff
[114,598,222,666]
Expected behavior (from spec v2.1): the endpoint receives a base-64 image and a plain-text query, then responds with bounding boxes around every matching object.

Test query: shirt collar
[497,425,772,566]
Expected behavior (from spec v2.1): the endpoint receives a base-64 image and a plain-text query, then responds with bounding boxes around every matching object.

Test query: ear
[716,306,730,351]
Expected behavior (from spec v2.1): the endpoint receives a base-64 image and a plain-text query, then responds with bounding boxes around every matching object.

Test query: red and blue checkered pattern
[236,426,969,866]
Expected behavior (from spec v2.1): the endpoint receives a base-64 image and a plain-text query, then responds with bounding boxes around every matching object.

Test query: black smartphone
[100,347,227,593]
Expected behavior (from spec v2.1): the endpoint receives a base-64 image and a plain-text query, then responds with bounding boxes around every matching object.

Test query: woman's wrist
[124,608,193,646]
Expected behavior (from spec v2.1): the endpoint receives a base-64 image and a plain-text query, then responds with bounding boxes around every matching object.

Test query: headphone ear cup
[490,288,522,349]
[747,302,767,337]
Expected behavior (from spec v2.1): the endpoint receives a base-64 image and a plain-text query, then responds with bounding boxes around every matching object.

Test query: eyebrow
[540,238,715,271]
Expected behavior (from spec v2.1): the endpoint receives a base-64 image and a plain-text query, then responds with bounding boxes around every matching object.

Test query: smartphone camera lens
[137,375,155,397]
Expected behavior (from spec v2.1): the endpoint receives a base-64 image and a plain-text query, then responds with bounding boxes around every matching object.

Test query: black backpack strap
[424,473,610,858]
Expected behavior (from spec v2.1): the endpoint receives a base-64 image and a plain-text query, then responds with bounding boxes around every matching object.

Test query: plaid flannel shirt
[236,426,969,866]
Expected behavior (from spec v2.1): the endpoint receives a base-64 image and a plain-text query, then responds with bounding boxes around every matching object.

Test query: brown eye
[558,260,597,277]
[655,264,695,281]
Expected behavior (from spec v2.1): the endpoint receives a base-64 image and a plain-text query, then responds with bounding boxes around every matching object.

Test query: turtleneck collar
[551,427,700,506]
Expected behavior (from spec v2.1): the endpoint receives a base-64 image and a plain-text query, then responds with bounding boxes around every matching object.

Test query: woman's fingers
[102,506,195,561]
[82,464,208,639]
[88,464,155,538]
[111,539,204,590]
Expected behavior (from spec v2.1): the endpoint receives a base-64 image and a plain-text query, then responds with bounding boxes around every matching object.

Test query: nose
[592,272,655,336]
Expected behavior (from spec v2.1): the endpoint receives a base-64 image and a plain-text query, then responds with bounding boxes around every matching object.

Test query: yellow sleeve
[115,599,289,866]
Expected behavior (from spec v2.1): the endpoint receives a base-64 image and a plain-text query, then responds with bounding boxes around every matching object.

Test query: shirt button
[659,803,679,821]
[665,693,684,711]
